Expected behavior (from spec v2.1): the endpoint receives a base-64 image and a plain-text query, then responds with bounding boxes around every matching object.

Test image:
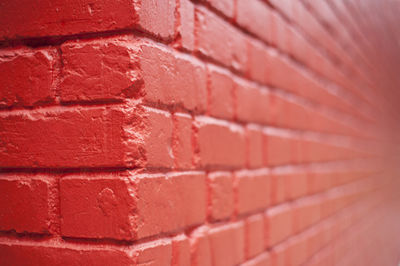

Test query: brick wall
[1,0,399,265]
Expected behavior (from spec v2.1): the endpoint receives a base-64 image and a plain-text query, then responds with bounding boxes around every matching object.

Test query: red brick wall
[1,0,399,265]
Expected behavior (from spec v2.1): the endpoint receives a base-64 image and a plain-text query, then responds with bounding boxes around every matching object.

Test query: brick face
[0,0,397,265]
[208,171,234,221]
[60,175,135,240]
[0,107,143,168]
[134,172,206,239]
[60,39,141,103]
[0,0,176,41]
[195,116,246,169]
[139,43,207,112]
[0,177,52,234]
[0,48,57,108]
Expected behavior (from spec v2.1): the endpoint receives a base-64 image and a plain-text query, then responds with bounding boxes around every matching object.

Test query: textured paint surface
[1,0,400,265]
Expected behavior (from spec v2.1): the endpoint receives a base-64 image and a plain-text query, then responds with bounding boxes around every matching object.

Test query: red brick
[195,116,246,169]
[207,65,235,120]
[189,226,212,266]
[270,173,288,206]
[270,94,338,134]
[246,125,263,168]
[298,139,363,163]
[265,204,292,247]
[237,0,272,42]
[286,172,309,200]
[269,11,288,49]
[284,0,340,66]
[269,0,293,18]
[0,0,389,262]
[208,172,234,221]
[266,53,295,92]
[173,112,193,169]
[304,248,334,266]
[0,0,135,40]
[0,177,52,234]
[1,105,174,169]
[269,94,306,129]
[60,175,135,240]
[195,7,247,72]
[308,171,332,194]
[172,234,191,266]
[247,39,270,84]
[176,0,195,51]
[242,252,271,266]
[245,214,265,259]
[0,48,57,108]
[0,106,143,168]
[320,194,339,219]
[203,0,234,18]
[286,234,309,266]
[208,223,245,266]
[133,239,172,265]
[275,16,293,54]
[265,133,299,166]
[0,243,132,266]
[135,172,206,239]
[139,43,207,112]
[235,78,270,124]
[284,63,357,117]
[60,38,141,103]
[331,170,369,186]
[236,169,270,215]
[60,172,205,241]
[307,110,363,137]
[136,0,176,39]
[0,0,175,41]
[270,242,288,266]
[307,223,331,256]
[293,197,321,233]
[143,107,174,168]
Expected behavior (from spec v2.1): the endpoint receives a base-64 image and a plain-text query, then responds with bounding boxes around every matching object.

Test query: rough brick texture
[1,0,399,265]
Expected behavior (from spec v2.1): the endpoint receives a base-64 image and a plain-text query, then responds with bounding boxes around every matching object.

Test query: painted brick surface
[0,0,399,265]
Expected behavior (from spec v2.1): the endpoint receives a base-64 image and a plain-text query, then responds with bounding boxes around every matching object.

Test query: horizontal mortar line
[191,0,376,110]
[280,1,375,91]
[0,26,173,49]
[324,1,380,72]
[0,166,141,175]
[269,87,374,127]
[0,22,375,124]
[131,48,374,127]
[0,12,374,121]
[0,235,132,250]
[0,100,129,114]
[265,190,377,255]
[142,97,372,131]
[143,103,377,143]
[0,94,376,145]
[0,158,379,176]
[265,0,376,103]
[0,182,370,249]
[0,226,194,249]
[0,35,372,127]
[300,1,376,85]
[187,33,373,121]
[0,175,380,250]
[231,175,373,221]
[301,197,388,265]
[0,89,373,135]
